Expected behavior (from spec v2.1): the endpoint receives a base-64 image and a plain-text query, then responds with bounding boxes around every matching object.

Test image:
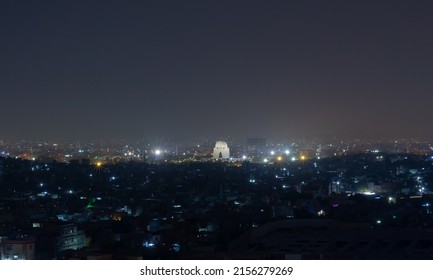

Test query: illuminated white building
[0,238,35,260]
[56,224,86,252]
[213,141,230,159]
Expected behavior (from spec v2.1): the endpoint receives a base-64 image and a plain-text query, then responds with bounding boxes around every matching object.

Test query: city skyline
[1,1,432,141]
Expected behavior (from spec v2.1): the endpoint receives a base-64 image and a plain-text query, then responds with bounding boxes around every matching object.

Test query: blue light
[143,241,155,248]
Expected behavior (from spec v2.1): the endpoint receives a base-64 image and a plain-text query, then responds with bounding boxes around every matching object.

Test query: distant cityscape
[1,136,432,164]
[1,137,433,259]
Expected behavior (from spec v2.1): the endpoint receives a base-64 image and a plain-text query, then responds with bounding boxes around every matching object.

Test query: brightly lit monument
[213,141,230,159]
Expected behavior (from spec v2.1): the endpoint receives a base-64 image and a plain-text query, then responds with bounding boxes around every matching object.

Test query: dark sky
[1,0,432,141]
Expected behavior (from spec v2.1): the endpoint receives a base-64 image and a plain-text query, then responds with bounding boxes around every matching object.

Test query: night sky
[1,1,432,141]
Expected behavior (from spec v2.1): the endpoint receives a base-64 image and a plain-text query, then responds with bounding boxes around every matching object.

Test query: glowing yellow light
[300,155,306,160]
[277,156,282,161]
[96,162,102,167]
